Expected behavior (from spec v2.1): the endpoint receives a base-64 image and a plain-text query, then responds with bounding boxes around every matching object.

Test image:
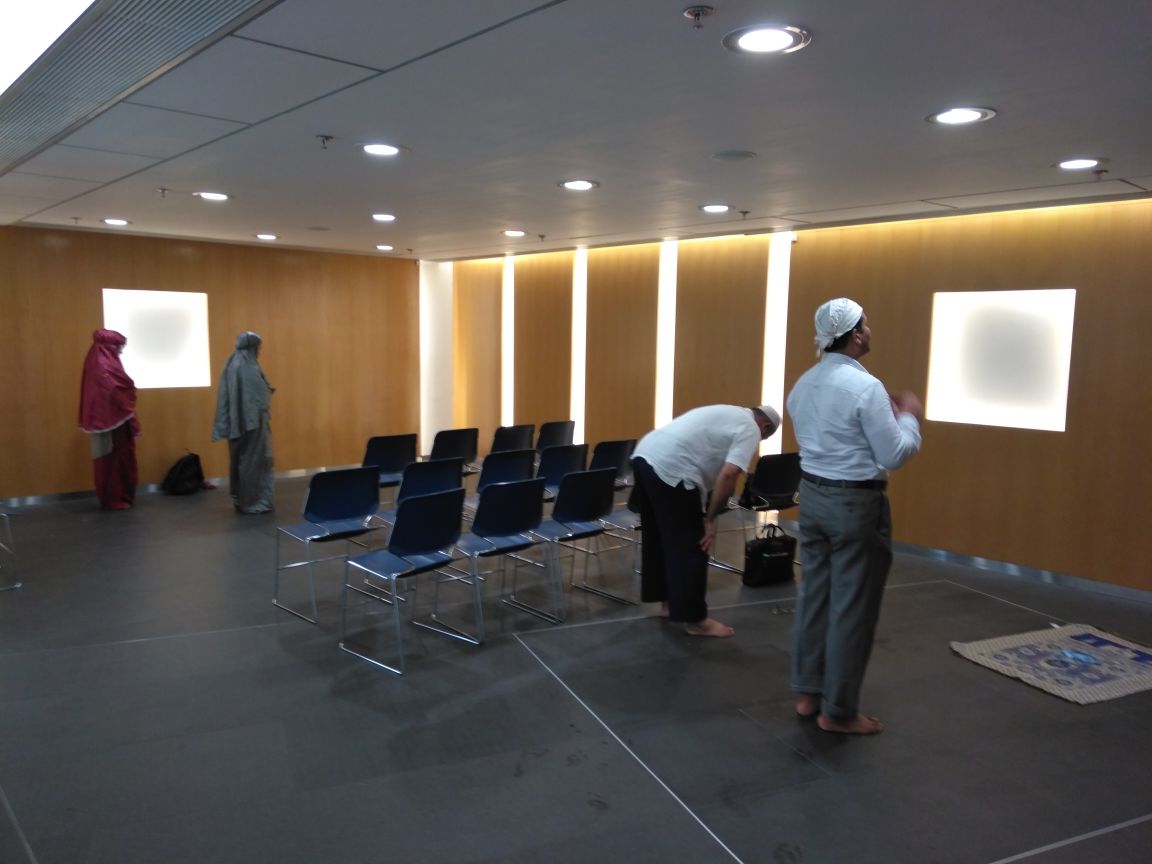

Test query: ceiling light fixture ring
[722,24,811,54]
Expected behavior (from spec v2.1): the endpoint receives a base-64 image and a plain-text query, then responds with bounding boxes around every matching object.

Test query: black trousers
[631,457,710,623]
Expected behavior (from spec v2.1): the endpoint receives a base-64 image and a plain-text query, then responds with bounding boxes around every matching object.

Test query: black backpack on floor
[161,452,205,495]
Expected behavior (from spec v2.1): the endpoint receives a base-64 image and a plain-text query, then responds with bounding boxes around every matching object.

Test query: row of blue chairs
[273,442,639,674]
[361,421,578,491]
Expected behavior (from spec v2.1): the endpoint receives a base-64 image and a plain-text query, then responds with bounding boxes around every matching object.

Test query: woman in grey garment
[212,331,275,513]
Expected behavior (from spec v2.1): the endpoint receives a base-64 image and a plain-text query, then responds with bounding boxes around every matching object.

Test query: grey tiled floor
[1,478,1151,864]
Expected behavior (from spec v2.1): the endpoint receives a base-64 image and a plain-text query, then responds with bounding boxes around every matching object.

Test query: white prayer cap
[755,404,781,431]
[813,298,863,354]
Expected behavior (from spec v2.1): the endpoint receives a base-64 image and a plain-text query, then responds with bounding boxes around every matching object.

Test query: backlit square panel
[926,289,1076,431]
[102,289,210,388]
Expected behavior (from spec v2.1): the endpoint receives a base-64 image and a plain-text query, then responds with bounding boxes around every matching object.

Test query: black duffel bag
[743,524,796,586]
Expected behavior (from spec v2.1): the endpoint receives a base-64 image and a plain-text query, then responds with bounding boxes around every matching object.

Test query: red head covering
[79,329,138,433]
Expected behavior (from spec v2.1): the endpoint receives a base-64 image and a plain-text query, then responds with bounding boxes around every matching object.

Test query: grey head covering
[813,298,864,356]
[211,331,273,440]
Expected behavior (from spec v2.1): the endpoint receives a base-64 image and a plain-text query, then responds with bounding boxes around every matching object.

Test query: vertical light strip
[762,231,796,455]
[418,261,455,452]
[654,239,679,427]
[501,255,516,426]
[571,247,588,443]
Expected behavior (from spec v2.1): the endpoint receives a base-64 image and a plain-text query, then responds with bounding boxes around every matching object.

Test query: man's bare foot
[816,713,884,735]
[795,693,820,718]
[684,618,735,638]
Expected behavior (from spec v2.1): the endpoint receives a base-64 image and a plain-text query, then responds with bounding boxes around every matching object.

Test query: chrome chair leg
[502,544,565,624]
[0,514,20,591]
[273,533,319,624]
[339,566,407,675]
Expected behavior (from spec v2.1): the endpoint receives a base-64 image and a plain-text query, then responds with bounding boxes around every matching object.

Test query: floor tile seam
[0,621,282,661]
[983,811,1152,864]
[512,632,748,864]
[0,778,38,864]
[945,579,1071,623]
[524,580,951,637]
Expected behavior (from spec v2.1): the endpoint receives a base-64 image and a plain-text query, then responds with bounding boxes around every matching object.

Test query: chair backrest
[362,433,417,472]
[397,457,464,503]
[589,439,637,483]
[387,487,465,557]
[536,420,575,453]
[747,452,802,505]
[551,468,617,523]
[476,448,535,491]
[429,427,479,463]
[302,466,381,523]
[536,443,587,488]
[471,477,545,537]
[490,424,535,453]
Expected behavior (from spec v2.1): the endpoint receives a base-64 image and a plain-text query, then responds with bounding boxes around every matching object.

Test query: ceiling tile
[63,104,247,159]
[926,181,1141,209]
[0,173,101,200]
[127,36,376,123]
[18,146,159,183]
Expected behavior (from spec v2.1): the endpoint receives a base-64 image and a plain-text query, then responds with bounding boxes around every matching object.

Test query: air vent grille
[0,0,275,172]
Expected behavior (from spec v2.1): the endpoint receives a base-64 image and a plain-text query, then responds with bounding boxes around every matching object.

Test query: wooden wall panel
[0,227,419,498]
[784,200,1152,590]
[452,259,503,452]
[513,251,573,429]
[585,243,660,446]
[673,236,770,416]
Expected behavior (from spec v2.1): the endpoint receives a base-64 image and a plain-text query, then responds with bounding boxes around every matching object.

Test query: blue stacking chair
[455,477,548,623]
[464,448,535,514]
[536,443,587,501]
[376,457,464,529]
[489,424,535,454]
[589,438,637,492]
[339,487,467,675]
[273,466,381,624]
[361,433,417,504]
[528,467,617,621]
[535,420,575,455]
[0,512,19,592]
[428,427,480,474]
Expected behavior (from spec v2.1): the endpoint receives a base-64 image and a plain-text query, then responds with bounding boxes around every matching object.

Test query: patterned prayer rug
[951,624,1152,704]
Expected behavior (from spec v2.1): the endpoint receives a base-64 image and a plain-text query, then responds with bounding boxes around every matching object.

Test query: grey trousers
[791,479,892,719]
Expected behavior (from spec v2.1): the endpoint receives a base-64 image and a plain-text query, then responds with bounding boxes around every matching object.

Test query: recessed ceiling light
[363,143,400,157]
[103,218,129,226]
[195,191,229,201]
[255,233,277,241]
[927,107,997,125]
[503,229,526,238]
[711,149,757,163]
[560,179,599,191]
[722,24,811,54]
[700,204,730,214]
[1058,157,1102,170]
[372,213,396,222]
[375,244,394,252]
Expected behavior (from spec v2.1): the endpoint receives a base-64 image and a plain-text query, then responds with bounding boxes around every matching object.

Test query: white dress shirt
[787,353,920,480]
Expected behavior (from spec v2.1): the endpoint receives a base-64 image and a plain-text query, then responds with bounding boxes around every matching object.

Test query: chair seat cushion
[457,532,536,557]
[533,519,603,543]
[278,519,375,543]
[347,547,453,579]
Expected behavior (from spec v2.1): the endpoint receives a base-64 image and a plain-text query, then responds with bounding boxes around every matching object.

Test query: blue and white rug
[951,624,1152,704]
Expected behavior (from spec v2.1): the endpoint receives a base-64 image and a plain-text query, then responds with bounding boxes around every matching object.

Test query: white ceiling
[2,0,1151,261]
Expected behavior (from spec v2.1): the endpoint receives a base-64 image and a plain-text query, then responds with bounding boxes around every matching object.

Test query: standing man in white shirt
[631,404,780,637]
[787,298,922,734]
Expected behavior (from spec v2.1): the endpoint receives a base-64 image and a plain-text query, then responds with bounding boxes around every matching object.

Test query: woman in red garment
[78,329,140,509]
